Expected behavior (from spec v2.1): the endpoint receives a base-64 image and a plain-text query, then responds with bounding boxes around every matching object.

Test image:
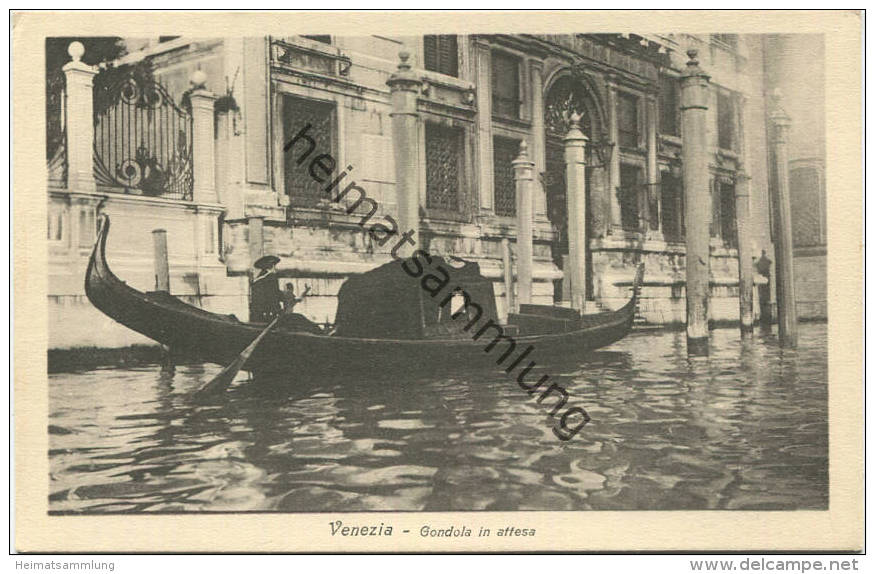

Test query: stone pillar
[62,42,97,193]
[646,92,660,235]
[215,110,244,219]
[474,40,494,213]
[769,89,798,347]
[606,76,622,231]
[215,111,230,203]
[513,141,535,305]
[189,70,218,204]
[387,51,422,256]
[680,49,712,356]
[735,94,755,334]
[564,113,588,314]
[529,60,548,219]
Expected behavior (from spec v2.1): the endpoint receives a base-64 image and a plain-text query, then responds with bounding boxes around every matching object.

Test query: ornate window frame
[491,134,521,218]
[275,92,338,209]
[420,117,474,223]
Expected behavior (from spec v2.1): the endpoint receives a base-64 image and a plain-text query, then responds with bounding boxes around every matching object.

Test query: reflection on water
[49,324,828,513]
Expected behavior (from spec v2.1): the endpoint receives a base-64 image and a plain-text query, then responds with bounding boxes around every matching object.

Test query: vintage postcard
[12,10,863,552]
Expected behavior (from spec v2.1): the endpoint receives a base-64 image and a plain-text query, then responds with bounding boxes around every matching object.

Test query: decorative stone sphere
[190,69,207,88]
[68,41,85,61]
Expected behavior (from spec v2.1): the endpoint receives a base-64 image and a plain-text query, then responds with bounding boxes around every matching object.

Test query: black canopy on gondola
[333,256,498,339]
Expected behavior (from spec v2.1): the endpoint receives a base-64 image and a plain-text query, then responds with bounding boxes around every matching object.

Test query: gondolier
[250,255,282,323]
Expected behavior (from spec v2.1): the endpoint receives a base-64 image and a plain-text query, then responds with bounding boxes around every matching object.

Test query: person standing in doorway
[250,255,282,323]
[755,250,773,329]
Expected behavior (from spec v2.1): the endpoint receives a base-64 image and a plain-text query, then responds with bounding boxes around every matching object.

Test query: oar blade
[194,316,281,396]
[196,354,249,395]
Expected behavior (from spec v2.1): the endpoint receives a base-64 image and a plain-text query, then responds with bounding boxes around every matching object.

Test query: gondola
[85,214,644,375]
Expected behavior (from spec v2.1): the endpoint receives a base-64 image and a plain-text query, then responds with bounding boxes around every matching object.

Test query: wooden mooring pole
[769,89,798,347]
[152,229,170,292]
[152,229,174,374]
[680,49,712,356]
[501,238,515,316]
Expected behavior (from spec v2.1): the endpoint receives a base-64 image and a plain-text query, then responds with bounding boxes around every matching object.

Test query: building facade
[46,33,820,350]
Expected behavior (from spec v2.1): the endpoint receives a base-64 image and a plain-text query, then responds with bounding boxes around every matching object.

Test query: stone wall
[48,190,245,349]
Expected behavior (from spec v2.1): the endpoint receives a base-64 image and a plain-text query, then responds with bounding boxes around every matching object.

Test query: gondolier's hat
[253,255,281,270]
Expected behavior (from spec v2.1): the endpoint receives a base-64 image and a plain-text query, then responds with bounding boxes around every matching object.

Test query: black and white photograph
[13,10,863,554]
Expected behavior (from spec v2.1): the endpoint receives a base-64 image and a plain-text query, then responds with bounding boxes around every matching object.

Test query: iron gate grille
[93,75,193,200]
[545,143,568,256]
[544,76,593,139]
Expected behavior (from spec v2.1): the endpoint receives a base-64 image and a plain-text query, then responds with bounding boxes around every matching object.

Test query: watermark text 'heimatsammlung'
[284,122,591,440]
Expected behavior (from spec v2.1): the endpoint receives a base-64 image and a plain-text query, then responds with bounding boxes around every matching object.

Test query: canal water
[49,323,828,513]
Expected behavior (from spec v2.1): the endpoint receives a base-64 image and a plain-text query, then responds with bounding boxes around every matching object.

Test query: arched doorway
[543,74,607,303]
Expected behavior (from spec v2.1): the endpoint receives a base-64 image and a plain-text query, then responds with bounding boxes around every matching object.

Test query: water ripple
[49,324,828,512]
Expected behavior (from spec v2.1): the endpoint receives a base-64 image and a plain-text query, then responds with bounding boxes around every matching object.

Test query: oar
[194,316,282,396]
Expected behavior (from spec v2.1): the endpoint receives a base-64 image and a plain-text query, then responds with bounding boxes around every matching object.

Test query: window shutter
[439,35,458,77]
[717,91,735,150]
[619,164,642,231]
[659,76,679,137]
[720,181,738,248]
[618,92,639,148]
[424,35,439,73]
[424,35,458,78]
[491,51,520,118]
[660,173,685,241]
